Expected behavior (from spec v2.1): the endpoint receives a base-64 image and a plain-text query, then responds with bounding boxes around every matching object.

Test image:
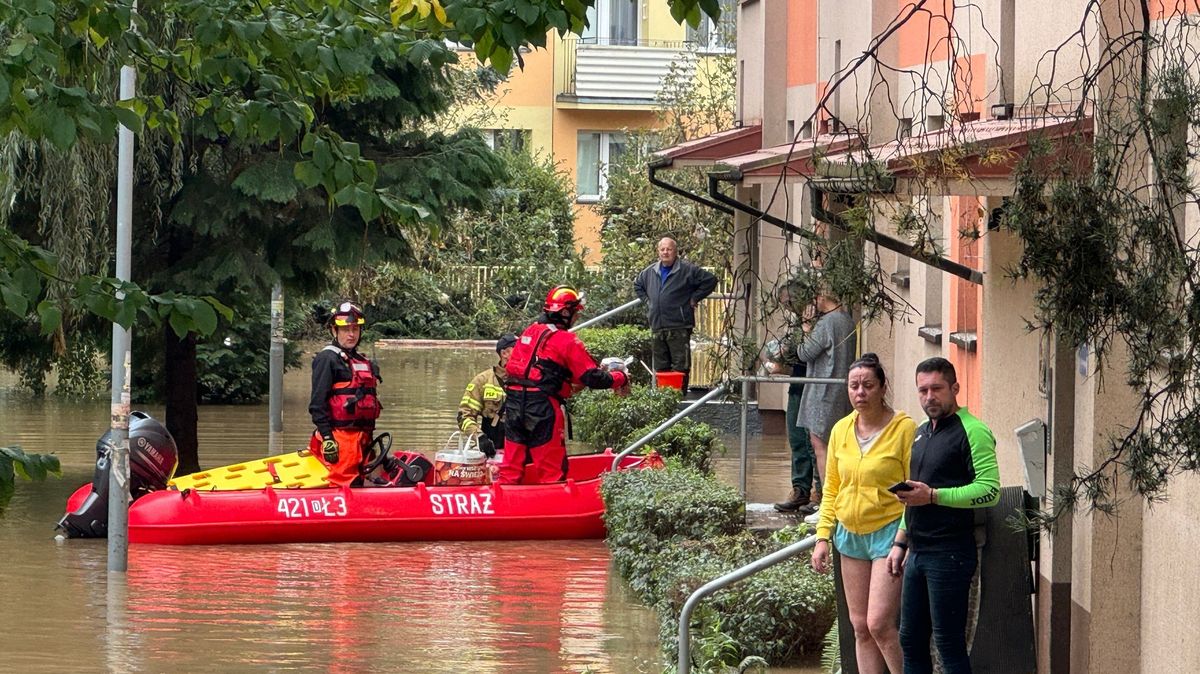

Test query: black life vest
[324,345,381,428]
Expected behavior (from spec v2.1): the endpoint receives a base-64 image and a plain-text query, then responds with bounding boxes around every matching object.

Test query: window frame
[576,130,628,203]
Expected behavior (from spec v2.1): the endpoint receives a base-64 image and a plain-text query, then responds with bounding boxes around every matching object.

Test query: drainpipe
[705,170,984,285]
[809,185,984,285]
[647,156,734,215]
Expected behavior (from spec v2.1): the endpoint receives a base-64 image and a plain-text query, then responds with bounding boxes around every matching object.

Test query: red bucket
[655,371,686,390]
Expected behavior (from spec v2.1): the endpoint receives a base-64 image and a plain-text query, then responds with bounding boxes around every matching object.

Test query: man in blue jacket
[633,237,718,390]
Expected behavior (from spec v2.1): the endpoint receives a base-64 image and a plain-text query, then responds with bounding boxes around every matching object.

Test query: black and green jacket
[903,407,1000,550]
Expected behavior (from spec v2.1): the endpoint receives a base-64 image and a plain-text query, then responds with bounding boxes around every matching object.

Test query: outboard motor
[57,412,179,538]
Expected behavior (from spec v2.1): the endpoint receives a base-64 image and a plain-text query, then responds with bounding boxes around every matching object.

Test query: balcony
[558,38,690,106]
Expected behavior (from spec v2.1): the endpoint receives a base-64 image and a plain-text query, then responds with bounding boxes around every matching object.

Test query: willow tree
[0,0,725,471]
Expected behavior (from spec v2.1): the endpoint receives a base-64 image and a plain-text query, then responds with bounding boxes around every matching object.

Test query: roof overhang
[650,125,764,168]
[819,116,1094,197]
[711,133,866,186]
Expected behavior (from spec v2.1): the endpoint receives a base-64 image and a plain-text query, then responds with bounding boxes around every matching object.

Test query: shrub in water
[624,417,724,473]
[575,325,653,384]
[601,464,744,601]
[570,385,680,450]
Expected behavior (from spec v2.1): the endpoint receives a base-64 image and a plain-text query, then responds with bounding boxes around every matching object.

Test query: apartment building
[460,0,736,260]
[650,1,1200,672]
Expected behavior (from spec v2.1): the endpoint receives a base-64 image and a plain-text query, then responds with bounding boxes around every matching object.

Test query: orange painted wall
[490,43,557,108]
[954,53,988,117]
[787,0,819,87]
[1151,0,1200,19]
[947,196,983,415]
[551,107,659,260]
[897,0,953,69]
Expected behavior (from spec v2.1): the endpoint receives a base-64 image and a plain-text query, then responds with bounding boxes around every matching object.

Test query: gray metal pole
[739,378,749,497]
[569,298,643,332]
[107,57,137,573]
[268,282,285,455]
[677,535,818,673]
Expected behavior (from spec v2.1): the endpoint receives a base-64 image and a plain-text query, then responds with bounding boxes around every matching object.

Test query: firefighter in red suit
[502,286,630,484]
[308,301,382,486]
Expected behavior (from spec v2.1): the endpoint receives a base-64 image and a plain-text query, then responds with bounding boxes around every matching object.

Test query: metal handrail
[678,535,819,673]
[570,298,643,332]
[735,375,846,495]
[611,384,728,471]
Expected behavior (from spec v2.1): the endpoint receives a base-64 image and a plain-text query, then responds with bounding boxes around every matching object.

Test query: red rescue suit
[501,320,627,484]
[308,344,382,486]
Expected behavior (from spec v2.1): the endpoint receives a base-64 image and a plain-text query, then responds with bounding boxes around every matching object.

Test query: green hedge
[626,417,723,474]
[602,465,836,671]
[575,324,653,385]
[602,464,746,600]
[569,384,680,451]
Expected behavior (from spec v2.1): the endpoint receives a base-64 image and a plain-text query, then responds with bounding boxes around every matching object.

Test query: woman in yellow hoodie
[811,353,915,674]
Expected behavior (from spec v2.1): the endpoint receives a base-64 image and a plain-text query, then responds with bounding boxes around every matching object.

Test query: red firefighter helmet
[329,301,366,327]
[543,286,584,314]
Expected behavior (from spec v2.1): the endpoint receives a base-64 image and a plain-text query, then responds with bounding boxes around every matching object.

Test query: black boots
[773,487,810,513]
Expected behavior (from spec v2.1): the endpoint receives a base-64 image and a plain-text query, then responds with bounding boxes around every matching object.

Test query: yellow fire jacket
[457,365,507,436]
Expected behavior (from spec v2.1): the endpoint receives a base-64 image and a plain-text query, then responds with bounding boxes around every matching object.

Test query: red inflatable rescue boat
[63,451,657,545]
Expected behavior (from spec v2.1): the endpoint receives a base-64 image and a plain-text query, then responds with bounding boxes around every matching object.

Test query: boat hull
[123,452,648,545]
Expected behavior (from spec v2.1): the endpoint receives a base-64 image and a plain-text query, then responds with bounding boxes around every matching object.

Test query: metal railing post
[677,535,819,673]
[611,384,727,471]
[733,375,847,503]
[739,378,749,497]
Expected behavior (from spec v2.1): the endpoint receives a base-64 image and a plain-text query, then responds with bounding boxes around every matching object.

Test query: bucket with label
[433,433,492,486]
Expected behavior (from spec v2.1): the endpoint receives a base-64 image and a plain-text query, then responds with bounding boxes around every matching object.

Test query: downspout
[809,186,984,285]
[704,170,984,285]
[648,156,734,215]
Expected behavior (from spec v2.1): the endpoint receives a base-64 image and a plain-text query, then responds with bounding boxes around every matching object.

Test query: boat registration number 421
[277,495,348,519]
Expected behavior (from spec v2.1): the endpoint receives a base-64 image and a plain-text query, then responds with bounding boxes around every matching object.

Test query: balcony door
[582,0,639,46]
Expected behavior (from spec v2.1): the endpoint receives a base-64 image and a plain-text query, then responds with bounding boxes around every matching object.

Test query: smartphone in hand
[888,481,914,493]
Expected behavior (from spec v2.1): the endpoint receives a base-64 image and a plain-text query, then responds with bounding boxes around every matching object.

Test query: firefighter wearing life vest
[501,286,630,484]
[308,301,382,486]
[457,334,518,459]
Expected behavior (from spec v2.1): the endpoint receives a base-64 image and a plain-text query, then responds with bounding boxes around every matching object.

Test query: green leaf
[489,46,513,74]
[191,300,219,336]
[46,113,77,150]
[0,282,29,316]
[36,301,62,335]
[24,14,55,36]
[112,106,143,133]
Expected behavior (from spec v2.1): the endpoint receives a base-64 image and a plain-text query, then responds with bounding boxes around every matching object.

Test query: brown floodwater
[0,343,819,673]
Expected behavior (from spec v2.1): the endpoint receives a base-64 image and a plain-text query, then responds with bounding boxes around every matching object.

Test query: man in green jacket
[887,357,1000,674]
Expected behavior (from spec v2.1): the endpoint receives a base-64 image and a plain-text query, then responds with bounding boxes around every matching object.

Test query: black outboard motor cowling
[57,412,179,538]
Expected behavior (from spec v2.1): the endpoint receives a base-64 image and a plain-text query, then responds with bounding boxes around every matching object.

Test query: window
[576,131,627,201]
[582,0,639,45]
[480,129,530,154]
[686,0,737,52]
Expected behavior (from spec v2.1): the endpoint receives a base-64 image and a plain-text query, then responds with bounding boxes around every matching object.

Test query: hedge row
[601,467,836,670]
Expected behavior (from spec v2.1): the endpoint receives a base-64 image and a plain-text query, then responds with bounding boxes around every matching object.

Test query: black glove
[321,438,340,464]
[476,434,496,458]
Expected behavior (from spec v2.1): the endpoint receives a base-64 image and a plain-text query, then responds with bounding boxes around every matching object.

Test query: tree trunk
[164,325,200,474]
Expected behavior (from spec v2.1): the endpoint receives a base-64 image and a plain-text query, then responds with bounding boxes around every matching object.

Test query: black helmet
[496,334,518,353]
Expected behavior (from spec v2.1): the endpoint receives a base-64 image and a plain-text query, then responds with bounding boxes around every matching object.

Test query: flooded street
[0,344,815,673]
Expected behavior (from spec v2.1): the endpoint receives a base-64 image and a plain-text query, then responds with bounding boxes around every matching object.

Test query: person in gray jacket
[633,237,718,389]
[794,289,857,522]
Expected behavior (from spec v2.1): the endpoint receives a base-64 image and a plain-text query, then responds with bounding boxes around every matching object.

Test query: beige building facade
[672,1,1200,672]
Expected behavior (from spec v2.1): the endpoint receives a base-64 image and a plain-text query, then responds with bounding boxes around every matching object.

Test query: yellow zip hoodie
[815,409,916,540]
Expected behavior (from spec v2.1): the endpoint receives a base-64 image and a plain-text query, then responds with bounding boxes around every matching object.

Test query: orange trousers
[309,429,370,486]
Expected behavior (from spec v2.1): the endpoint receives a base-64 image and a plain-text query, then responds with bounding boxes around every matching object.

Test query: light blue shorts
[833,518,902,561]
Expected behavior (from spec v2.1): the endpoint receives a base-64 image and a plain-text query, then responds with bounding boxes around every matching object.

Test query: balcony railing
[559,38,691,103]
